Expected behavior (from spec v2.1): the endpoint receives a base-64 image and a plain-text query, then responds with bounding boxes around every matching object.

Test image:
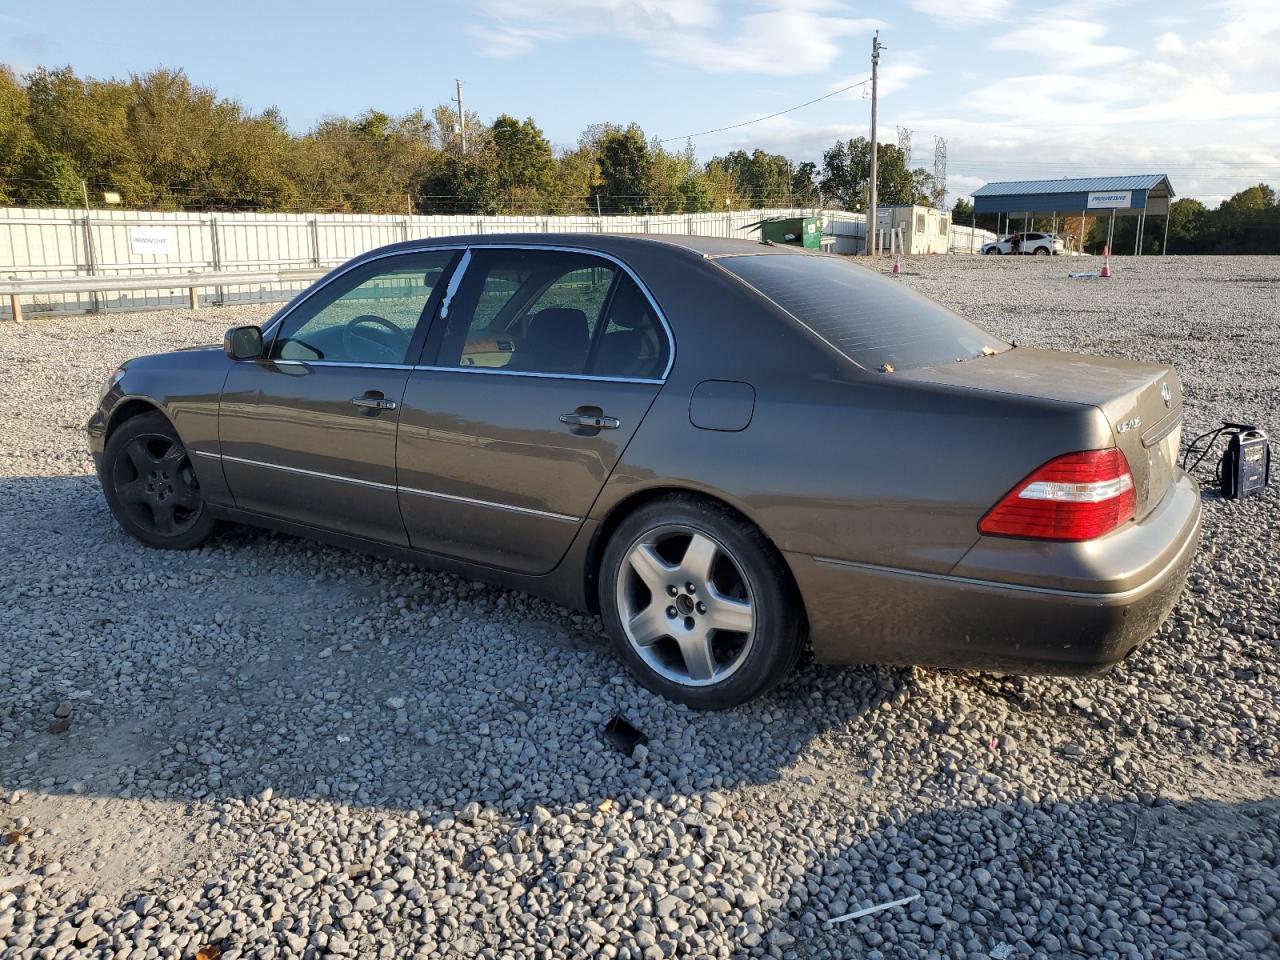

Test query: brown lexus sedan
[88,235,1201,708]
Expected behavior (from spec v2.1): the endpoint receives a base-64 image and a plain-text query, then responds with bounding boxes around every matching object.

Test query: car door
[218,249,459,545]
[396,246,672,574]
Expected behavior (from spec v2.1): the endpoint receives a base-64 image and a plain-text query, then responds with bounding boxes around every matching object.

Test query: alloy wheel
[616,525,756,687]
[112,433,203,537]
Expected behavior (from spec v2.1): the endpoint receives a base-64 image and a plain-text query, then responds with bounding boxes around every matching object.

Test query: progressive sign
[1086,191,1133,210]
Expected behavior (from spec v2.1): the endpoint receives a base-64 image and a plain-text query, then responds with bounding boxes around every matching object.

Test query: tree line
[0,66,942,216]
[3,66,1273,252]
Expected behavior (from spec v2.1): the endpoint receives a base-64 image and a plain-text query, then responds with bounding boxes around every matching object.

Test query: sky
[3,0,1279,206]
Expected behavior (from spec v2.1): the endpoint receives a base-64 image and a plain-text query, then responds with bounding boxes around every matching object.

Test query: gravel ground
[0,254,1277,960]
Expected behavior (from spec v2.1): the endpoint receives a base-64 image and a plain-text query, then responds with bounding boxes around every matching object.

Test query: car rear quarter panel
[596,251,1116,579]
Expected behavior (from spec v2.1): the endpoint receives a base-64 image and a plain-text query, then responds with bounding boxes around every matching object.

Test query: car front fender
[87,346,233,504]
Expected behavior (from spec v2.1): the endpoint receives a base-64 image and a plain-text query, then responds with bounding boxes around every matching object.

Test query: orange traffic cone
[1100,244,1112,278]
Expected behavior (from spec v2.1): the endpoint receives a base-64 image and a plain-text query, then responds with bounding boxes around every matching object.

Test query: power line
[658,77,872,144]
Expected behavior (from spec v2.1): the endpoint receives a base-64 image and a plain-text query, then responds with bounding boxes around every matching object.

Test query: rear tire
[598,497,804,709]
[1035,245,1050,255]
[100,412,217,550]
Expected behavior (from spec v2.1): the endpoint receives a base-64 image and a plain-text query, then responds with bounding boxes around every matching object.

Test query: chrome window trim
[247,359,659,384]
[206,452,580,523]
[412,365,663,386]
[260,241,675,381]
[270,360,414,370]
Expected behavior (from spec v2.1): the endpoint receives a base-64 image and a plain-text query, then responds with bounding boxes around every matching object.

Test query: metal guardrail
[0,268,329,322]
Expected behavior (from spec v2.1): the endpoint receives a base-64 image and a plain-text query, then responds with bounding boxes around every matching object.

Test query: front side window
[272,251,455,364]
[434,249,667,379]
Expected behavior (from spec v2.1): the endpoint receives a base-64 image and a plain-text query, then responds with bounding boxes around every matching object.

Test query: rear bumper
[789,471,1202,675]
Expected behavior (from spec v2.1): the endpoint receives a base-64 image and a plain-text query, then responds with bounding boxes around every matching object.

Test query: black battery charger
[1183,421,1272,499]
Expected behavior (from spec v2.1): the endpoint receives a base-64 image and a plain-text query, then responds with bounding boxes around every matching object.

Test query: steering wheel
[342,314,410,363]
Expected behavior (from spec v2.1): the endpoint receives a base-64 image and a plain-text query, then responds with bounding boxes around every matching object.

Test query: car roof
[351,232,815,265]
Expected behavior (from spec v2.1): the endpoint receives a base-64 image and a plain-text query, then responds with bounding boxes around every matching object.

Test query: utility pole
[454,79,468,154]
[933,136,947,210]
[868,31,883,255]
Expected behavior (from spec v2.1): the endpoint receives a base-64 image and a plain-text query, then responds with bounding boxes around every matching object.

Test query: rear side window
[718,253,1008,372]
[433,248,669,379]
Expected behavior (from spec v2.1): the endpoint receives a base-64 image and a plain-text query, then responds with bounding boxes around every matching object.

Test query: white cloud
[469,0,717,58]
[908,0,1012,28]
[469,0,881,75]
[990,19,1134,67]
[465,0,1280,206]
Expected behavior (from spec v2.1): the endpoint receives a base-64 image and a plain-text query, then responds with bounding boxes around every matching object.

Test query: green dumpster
[744,216,822,249]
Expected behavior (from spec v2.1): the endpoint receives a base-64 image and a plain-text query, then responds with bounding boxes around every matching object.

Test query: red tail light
[979,449,1137,541]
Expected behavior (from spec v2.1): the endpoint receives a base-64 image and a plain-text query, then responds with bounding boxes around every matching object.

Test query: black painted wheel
[100,412,216,549]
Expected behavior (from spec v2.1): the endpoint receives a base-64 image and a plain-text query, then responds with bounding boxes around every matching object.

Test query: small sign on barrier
[129,226,174,257]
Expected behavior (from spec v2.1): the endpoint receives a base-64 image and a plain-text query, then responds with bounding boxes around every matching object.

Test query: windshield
[718,253,1009,372]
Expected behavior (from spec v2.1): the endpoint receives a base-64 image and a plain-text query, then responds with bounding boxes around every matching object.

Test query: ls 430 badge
[1116,416,1142,433]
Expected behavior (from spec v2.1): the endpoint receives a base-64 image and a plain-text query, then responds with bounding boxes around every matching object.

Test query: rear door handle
[560,413,620,429]
[351,396,397,410]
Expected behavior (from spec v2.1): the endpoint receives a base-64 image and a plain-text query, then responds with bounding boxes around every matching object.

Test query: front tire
[598,497,804,709]
[100,412,216,550]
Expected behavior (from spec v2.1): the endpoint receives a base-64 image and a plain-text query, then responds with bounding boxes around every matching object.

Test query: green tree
[419,152,498,214]
[430,103,489,155]
[0,66,32,204]
[677,173,716,212]
[1166,198,1207,252]
[490,114,554,212]
[1218,183,1276,215]
[24,66,141,201]
[296,108,435,212]
[16,142,82,206]
[819,137,939,210]
[707,149,791,205]
[790,161,819,206]
[593,124,651,214]
[551,145,599,214]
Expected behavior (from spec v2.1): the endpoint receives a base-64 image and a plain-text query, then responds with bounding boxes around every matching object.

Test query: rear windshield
[718,253,1009,372]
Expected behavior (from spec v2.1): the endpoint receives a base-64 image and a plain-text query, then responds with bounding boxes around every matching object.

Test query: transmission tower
[897,126,913,166]
[933,136,948,209]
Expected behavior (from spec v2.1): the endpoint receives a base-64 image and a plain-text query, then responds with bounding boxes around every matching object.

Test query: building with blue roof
[972,175,1175,255]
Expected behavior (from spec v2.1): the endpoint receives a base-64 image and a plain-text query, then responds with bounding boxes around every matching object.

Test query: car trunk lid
[895,346,1183,520]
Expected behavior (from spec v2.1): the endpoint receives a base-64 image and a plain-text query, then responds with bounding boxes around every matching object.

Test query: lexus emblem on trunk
[1161,382,1172,408]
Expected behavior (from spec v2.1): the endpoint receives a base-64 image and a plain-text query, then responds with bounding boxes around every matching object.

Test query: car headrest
[527,307,588,348]
[519,308,590,373]
[608,283,651,330]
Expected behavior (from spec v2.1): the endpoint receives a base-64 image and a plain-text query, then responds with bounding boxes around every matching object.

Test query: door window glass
[272,252,455,364]
[437,250,618,374]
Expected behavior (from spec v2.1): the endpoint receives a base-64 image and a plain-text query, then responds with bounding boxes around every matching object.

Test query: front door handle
[560,412,620,430]
[351,395,397,411]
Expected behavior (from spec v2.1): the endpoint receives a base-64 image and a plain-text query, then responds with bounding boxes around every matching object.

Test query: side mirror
[224,325,264,361]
